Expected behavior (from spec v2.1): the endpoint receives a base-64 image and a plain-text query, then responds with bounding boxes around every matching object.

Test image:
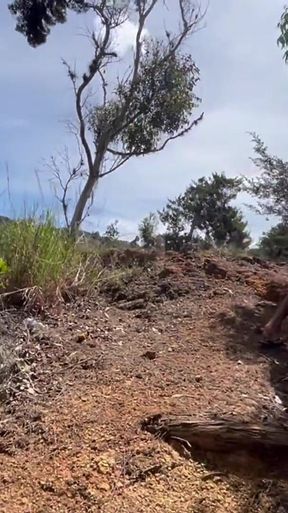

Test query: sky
[1,0,288,242]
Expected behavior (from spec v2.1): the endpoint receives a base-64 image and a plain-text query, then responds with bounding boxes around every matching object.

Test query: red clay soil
[1,251,288,512]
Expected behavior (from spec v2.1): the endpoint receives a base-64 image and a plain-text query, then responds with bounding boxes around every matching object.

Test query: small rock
[158,266,179,279]
[97,453,116,475]
[25,318,46,332]
[27,386,36,396]
[141,351,157,360]
[76,332,87,343]
[274,394,283,405]
[97,480,110,492]
[195,375,202,383]
[39,481,56,493]
[203,259,228,279]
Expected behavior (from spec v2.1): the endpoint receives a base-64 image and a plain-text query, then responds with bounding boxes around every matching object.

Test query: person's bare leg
[263,293,288,338]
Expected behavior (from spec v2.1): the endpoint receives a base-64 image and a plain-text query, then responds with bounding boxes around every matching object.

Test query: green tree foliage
[246,133,288,222]
[258,223,288,259]
[138,213,158,248]
[90,46,201,156]
[159,172,251,251]
[9,0,88,46]
[246,10,288,259]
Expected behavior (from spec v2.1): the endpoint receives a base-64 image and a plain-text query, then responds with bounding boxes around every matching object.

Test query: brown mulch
[1,251,288,512]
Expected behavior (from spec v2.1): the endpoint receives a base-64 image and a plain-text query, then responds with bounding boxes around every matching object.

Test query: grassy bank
[0,214,102,308]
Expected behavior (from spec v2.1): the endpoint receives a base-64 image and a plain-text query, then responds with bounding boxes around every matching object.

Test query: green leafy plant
[0,258,9,274]
[139,213,158,248]
[0,258,9,287]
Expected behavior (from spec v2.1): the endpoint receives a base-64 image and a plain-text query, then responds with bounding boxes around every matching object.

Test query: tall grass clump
[0,212,100,305]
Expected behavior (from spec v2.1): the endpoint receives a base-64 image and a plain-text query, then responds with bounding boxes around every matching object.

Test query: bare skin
[263,293,288,339]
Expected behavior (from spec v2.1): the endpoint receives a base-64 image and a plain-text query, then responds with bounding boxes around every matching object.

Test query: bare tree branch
[162,1,205,62]
[98,68,108,106]
[99,154,132,178]
[48,149,84,227]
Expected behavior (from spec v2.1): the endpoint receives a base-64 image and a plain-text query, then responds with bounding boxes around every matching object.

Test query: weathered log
[142,415,288,452]
[142,414,288,478]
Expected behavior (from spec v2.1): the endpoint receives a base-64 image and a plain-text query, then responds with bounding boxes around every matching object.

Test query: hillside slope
[1,251,288,512]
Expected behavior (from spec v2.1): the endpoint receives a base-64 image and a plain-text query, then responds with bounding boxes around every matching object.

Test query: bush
[258,223,288,259]
[103,220,120,241]
[139,213,158,248]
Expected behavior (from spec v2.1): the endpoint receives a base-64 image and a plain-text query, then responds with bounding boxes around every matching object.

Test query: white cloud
[112,19,149,57]
[94,17,149,57]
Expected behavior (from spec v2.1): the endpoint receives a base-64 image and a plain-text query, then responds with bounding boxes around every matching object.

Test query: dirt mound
[102,251,288,312]
[102,252,211,310]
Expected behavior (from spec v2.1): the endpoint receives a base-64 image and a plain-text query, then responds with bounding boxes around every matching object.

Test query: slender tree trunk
[70,174,98,234]
[69,139,108,235]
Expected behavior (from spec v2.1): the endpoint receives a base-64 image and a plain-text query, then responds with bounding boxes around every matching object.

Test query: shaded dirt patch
[218,298,288,417]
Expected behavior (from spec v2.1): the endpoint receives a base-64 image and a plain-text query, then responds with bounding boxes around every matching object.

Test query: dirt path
[0,253,288,512]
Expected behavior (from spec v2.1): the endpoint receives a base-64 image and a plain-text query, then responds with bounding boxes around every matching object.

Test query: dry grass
[0,213,103,308]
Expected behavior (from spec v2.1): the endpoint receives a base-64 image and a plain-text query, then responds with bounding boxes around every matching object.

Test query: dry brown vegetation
[1,249,288,512]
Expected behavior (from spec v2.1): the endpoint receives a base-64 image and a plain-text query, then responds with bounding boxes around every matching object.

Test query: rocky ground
[1,250,288,512]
